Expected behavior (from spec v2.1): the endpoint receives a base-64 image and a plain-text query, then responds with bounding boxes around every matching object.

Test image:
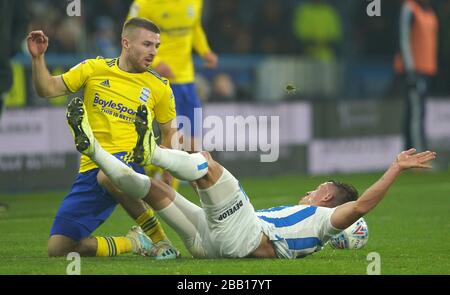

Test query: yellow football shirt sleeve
[192,3,212,57]
[153,83,176,124]
[61,59,96,93]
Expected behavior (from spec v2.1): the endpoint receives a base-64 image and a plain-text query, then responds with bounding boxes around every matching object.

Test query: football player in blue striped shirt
[68,102,437,259]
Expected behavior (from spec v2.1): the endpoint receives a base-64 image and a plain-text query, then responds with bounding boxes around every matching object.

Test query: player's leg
[133,104,209,181]
[67,97,151,199]
[47,235,79,257]
[67,97,210,257]
[132,102,239,207]
[66,97,178,259]
[414,75,428,151]
[48,233,153,257]
[132,103,237,201]
[187,152,264,258]
[65,148,205,257]
[49,98,155,258]
[97,170,172,244]
[141,177,210,258]
[132,107,265,257]
[172,83,202,152]
[48,169,153,257]
[65,122,202,256]
[132,103,263,257]
[144,156,263,258]
[405,76,428,152]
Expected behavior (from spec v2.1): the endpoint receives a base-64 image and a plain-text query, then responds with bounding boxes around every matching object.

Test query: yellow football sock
[136,209,167,244]
[171,177,180,191]
[95,237,132,257]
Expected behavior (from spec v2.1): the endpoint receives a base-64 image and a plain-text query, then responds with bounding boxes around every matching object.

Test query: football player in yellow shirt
[27,18,179,259]
[128,0,218,152]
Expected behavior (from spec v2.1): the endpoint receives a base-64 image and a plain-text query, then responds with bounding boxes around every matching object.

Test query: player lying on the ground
[67,97,437,258]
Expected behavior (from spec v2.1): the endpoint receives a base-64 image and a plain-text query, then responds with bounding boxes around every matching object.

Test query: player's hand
[202,52,218,69]
[154,62,175,79]
[395,148,436,170]
[162,170,174,186]
[27,31,49,58]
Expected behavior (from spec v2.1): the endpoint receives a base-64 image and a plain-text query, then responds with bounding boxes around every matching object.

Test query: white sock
[91,141,151,199]
[152,146,208,181]
[156,193,201,243]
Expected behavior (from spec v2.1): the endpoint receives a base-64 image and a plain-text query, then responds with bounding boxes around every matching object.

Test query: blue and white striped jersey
[256,205,341,259]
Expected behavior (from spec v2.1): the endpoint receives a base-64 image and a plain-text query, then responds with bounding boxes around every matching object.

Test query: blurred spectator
[233,28,253,54]
[211,73,237,101]
[85,0,132,37]
[437,0,450,94]
[26,2,61,52]
[0,1,14,114]
[394,0,438,151]
[195,74,212,103]
[91,16,120,57]
[1,0,28,115]
[0,0,28,211]
[207,1,239,53]
[254,0,295,54]
[55,18,87,53]
[235,0,259,28]
[26,1,87,54]
[292,0,343,61]
[127,0,218,155]
[353,0,401,58]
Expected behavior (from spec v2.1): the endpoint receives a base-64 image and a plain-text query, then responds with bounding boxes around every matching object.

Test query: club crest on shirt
[139,87,151,103]
[187,5,194,18]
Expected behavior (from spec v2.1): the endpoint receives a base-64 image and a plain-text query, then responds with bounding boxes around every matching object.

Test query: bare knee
[97,170,111,189]
[48,235,97,257]
[97,171,122,200]
[48,235,76,257]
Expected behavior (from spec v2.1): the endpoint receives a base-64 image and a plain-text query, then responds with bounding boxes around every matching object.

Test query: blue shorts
[171,83,202,138]
[50,152,145,241]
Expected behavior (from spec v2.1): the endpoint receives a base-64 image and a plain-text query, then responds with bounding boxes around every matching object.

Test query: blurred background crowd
[3,0,449,104]
[1,0,450,190]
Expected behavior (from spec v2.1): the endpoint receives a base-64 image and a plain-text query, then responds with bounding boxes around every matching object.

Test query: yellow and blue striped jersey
[128,0,211,84]
[62,57,176,172]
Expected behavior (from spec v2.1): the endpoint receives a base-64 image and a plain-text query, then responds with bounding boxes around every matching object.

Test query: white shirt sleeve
[314,206,342,243]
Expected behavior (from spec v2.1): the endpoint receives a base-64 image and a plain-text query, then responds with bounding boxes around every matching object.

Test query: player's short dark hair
[122,17,160,37]
[329,180,359,206]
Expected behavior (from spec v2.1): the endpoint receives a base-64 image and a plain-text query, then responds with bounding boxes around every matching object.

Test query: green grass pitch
[0,170,449,275]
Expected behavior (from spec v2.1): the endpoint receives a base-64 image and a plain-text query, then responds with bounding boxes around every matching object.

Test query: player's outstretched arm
[330,149,437,230]
[27,31,68,98]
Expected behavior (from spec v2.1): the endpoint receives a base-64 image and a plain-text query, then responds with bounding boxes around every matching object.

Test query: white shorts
[159,169,263,258]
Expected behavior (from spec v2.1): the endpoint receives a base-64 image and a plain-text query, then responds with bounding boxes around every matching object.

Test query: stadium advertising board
[308,136,403,174]
[0,108,78,191]
[313,100,403,138]
[426,99,450,144]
